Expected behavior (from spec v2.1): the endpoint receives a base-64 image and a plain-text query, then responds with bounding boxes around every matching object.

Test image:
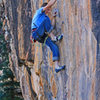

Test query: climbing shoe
[56,34,63,41]
[55,65,66,73]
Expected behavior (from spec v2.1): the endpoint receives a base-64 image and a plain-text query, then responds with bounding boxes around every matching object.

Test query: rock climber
[31,0,65,73]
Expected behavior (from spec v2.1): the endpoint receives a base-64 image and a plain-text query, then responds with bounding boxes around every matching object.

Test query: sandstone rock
[3,0,99,100]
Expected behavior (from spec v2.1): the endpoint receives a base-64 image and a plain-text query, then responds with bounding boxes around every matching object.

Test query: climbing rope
[43,36,48,47]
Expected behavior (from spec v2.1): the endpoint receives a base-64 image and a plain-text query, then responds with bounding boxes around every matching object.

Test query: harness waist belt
[32,28,37,32]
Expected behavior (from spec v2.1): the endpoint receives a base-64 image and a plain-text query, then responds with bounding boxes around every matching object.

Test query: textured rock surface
[3,0,98,100]
[91,0,100,100]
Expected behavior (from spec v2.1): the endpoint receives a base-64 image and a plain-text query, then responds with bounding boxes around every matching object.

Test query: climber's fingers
[52,8,58,17]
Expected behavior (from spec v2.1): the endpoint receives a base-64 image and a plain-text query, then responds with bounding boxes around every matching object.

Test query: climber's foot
[56,34,63,42]
[55,65,66,73]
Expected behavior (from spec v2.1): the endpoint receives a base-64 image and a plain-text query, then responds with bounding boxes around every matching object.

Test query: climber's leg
[45,37,59,61]
[44,17,65,72]
[48,31,64,42]
[44,15,63,42]
[45,37,65,73]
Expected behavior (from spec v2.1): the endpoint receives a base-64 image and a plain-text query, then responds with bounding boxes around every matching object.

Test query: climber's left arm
[43,0,57,11]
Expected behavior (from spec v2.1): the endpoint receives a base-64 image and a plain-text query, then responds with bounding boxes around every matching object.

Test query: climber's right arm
[43,0,56,11]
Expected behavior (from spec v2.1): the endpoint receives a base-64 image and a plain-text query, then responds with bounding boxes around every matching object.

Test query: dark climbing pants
[45,37,59,61]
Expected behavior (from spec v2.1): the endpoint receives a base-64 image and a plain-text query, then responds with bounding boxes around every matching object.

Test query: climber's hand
[52,11,57,17]
[52,8,58,17]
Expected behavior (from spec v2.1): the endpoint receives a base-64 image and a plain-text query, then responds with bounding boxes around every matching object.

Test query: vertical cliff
[91,0,100,100]
[3,0,98,100]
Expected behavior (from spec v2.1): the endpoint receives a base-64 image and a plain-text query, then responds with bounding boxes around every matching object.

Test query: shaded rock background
[91,0,100,100]
[2,0,100,100]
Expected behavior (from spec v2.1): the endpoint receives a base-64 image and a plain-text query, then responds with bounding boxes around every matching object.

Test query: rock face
[3,0,99,100]
[91,0,100,100]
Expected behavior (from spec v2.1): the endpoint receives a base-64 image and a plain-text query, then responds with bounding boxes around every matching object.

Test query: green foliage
[0,34,23,100]
[0,71,13,81]
[1,96,23,100]
[0,21,3,29]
